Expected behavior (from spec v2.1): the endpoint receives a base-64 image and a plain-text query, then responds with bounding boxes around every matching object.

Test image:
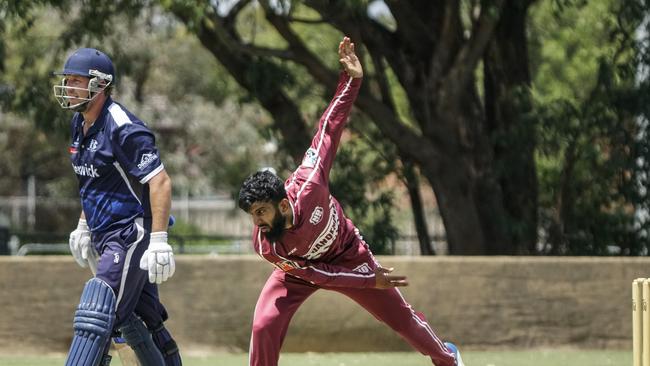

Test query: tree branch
[260,1,340,88]
[168,6,311,161]
[430,1,463,83]
[367,50,395,109]
[355,92,440,165]
[239,44,294,59]
[444,0,505,98]
[304,0,419,94]
[260,1,437,166]
[383,0,438,52]
[302,1,435,134]
[287,16,327,24]
[224,0,253,27]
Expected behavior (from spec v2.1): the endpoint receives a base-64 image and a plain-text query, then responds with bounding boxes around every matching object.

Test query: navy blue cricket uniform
[69,97,168,328]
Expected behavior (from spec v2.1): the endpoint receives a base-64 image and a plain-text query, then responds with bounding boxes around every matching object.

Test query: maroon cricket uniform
[249,72,456,366]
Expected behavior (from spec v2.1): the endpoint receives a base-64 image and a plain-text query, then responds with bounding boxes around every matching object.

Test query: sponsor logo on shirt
[137,153,157,170]
[309,206,324,225]
[305,199,339,260]
[275,260,298,272]
[72,163,100,178]
[302,148,318,168]
[69,140,79,154]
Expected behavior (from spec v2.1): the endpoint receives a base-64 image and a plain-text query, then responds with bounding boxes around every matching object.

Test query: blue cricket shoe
[444,342,465,366]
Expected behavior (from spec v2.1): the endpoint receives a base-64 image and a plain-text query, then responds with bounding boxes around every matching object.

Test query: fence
[0,195,250,235]
[0,195,447,255]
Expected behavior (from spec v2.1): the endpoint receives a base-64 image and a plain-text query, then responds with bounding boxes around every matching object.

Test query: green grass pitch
[0,349,630,366]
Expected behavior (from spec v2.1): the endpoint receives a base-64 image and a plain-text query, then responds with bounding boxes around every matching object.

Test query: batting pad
[65,278,116,366]
[120,314,165,365]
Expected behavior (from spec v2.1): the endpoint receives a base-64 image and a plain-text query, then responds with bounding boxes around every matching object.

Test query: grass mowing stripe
[0,350,631,366]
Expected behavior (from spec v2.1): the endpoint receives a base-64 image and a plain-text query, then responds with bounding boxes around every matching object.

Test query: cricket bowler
[238,37,465,366]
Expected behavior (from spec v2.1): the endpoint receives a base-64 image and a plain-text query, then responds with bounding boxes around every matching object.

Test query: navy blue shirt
[69,98,164,233]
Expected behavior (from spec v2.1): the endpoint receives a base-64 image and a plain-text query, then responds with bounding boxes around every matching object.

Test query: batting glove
[69,219,98,269]
[139,232,176,284]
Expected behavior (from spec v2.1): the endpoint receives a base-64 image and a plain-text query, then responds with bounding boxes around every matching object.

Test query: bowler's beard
[264,210,287,242]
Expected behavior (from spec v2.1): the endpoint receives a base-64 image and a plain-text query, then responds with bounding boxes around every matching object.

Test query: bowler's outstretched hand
[374,267,409,289]
[339,36,363,78]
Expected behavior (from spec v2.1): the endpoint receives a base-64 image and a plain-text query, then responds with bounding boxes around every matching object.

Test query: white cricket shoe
[444,342,465,366]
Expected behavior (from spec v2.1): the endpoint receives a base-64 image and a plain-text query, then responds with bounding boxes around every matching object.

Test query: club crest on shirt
[88,139,99,152]
[353,263,372,273]
[302,148,317,168]
[137,153,157,170]
[309,206,324,225]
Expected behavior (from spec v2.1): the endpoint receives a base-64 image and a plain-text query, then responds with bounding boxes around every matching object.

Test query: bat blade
[112,337,140,366]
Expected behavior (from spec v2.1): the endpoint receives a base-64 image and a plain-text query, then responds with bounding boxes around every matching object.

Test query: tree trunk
[484,0,538,253]
[165,1,537,255]
[402,161,434,255]
[189,16,310,162]
[421,155,488,255]
[420,80,516,255]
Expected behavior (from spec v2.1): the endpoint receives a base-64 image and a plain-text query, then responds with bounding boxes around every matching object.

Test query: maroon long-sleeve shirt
[252,72,377,288]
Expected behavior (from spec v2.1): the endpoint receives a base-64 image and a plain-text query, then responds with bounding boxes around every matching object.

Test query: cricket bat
[112,336,140,366]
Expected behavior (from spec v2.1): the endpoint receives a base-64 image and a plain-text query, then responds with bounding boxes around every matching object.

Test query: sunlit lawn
[0,349,630,366]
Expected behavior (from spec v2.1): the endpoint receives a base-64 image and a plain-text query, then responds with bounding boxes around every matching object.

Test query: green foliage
[0,120,76,196]
[530,0,649,254]
[1,2,277,201]
[530,1,618,105]
[168,218,203,236]
[5,0,648,256]
[0,5,69,133]
[0,1,399,246]
[149,31,234,104]
[0,4,78,197]
[329,119,399,255]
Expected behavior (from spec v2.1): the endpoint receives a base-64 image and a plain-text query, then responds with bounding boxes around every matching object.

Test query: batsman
[238,37,465,366]
[53,48,182,366]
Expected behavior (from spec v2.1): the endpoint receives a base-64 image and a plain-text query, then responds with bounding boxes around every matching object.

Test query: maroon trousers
[248,267,456,366]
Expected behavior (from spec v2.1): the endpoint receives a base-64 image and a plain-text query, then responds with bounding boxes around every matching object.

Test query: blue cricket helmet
[53,48,115,110]
[54,48,115,82]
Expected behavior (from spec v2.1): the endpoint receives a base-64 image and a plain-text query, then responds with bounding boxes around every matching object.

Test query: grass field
[0,350,631,366]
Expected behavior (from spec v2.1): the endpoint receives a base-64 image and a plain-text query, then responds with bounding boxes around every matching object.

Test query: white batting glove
[139,232,176,284]
[69,219,97,269]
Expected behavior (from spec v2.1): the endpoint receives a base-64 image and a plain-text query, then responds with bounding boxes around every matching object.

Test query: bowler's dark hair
[238,170,287,212]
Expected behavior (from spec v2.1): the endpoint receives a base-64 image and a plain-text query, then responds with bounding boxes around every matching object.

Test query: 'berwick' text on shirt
[72,163,100,178]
